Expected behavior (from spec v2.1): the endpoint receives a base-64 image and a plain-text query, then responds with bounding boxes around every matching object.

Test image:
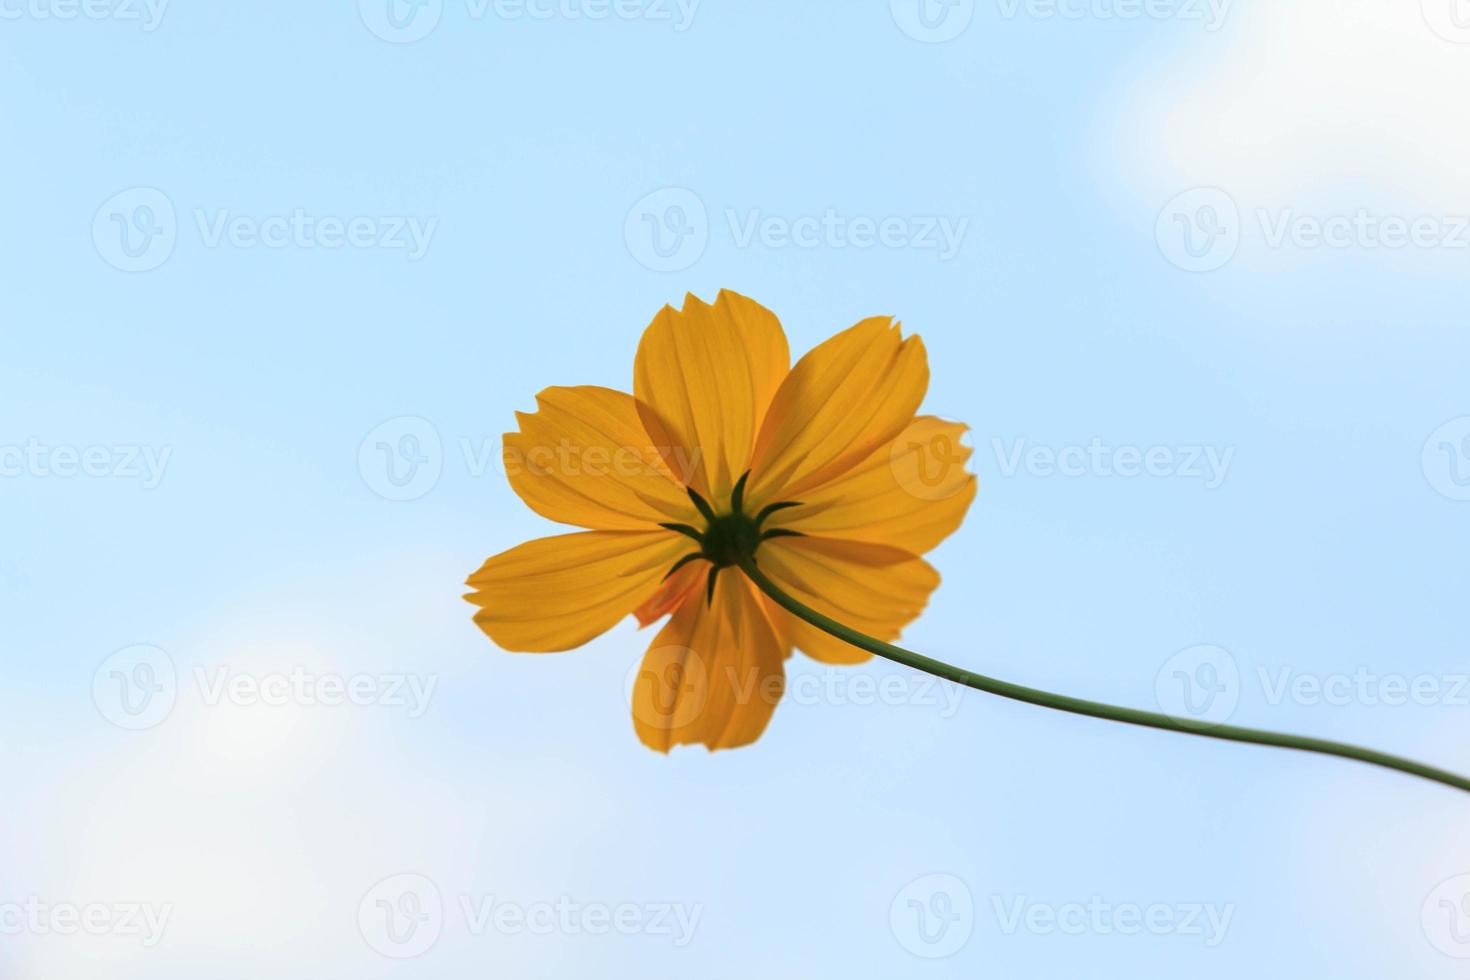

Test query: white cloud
[1115,0,1470,212]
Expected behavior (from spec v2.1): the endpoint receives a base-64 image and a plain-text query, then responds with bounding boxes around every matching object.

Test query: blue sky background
[5,0,1470,976]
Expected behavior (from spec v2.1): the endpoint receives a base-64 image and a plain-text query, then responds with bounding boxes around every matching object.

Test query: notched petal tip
[631,574,786,753]
[501,384,694,530]
[633,288,791,503]
[465,530,685,653]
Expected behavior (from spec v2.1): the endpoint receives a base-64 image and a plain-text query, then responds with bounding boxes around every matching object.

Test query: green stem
[738,556,1470,795]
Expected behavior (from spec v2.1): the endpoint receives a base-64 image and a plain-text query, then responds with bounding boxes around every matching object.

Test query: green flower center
[700,511,763,569]
[659,471,803,605]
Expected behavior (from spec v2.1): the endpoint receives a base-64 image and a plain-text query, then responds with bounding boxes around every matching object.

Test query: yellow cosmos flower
[465,289,976,752]
[460,290,1470,795]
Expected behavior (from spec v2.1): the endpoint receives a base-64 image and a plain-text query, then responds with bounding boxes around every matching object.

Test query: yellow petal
[765,416,976,555]
[632,557,705,628]
[465,530,685,652]
[633,290,790,503]
[746,316,928,509]
[754,535,939,665]
[503,386,696,530]
[755,592,854,664]
[631,571,786,752]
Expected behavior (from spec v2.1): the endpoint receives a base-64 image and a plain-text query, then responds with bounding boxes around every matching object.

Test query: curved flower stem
[738,557,1470,795]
